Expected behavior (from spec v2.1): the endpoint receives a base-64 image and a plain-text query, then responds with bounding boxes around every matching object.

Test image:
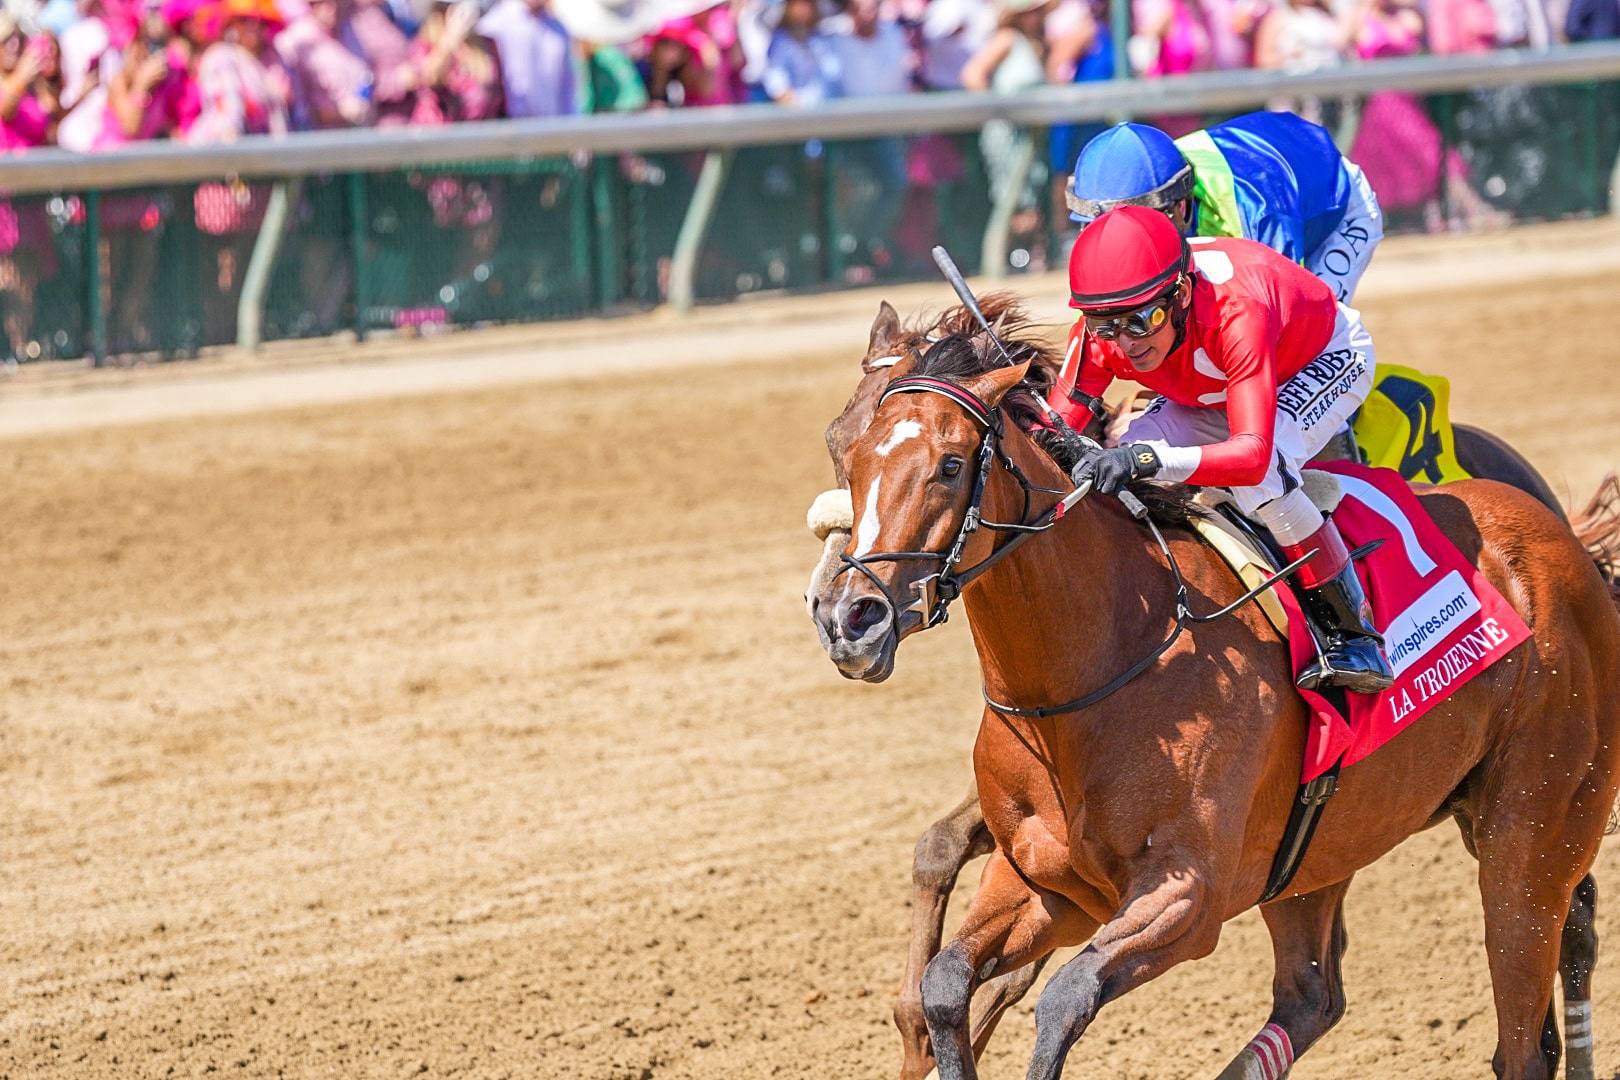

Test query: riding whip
[928,245,1140,519]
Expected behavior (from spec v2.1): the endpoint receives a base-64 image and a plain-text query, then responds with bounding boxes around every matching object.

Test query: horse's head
[805,296,1058,618]
[813,331,1041,682]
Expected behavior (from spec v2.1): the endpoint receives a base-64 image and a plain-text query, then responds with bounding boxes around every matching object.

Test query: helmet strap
[1166,276,1192,355]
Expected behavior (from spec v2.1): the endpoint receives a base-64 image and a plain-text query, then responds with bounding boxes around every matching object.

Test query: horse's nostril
[844,596,888,639]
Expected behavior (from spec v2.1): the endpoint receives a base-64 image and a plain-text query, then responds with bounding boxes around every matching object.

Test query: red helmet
[1067,204,1190,311]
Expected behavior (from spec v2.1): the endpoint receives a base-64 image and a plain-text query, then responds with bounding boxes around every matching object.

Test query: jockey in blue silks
[1066,113,1383,303]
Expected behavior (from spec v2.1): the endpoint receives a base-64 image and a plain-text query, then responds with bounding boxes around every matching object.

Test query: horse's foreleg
[1560,874,1599,1080]
[967,955,1049,1060]
[921,850,1095,1080]
[896,784,996,1080]
[1024,868,1221,1080]
[1213,878,1355,1080]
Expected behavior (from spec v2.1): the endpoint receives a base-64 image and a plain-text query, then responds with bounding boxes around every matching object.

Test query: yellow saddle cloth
[1353,364,1472,484]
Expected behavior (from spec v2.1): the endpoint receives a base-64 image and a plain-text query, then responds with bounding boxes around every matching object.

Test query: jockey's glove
[1071,443,1162,495]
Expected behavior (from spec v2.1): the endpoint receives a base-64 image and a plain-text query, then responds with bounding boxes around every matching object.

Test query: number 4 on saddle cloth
[1353,363,1472,484]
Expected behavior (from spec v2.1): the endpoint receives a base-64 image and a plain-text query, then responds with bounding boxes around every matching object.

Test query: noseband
[834,375,1066,629]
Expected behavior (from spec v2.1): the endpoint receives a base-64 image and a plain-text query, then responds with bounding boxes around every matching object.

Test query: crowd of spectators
[1,0,1605,162]
[0,0,1609,358]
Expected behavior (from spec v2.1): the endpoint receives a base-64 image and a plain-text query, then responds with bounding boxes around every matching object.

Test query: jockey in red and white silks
[1055,205,1394,694]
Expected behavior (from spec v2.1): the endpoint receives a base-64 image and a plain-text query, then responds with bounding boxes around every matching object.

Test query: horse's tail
[1567,475,1620,840]
[1571,473,1620,597]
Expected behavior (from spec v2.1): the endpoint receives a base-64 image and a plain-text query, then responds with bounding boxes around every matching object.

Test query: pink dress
[1426,0,1496,53]
[81,48,193,149]
[1148,0,1214,76]
[1137,0,1214,136]
[187,42,289,235]
[0,96,58,276]
[1348,12,1466,212]
[0,94,49,152]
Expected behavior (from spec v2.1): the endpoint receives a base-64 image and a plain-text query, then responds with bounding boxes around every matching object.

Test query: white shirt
[829,20,912,97]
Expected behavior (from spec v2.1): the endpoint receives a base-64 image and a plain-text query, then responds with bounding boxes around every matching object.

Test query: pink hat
[646,14,707,49]
[160,0,207,27]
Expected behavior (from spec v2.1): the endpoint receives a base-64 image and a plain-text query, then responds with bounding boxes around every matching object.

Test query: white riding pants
[1305,162,1383,304]
[1121,302,1376,544]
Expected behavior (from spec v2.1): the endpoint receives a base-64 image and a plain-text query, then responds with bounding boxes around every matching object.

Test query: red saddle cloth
[1283,462,1534,783]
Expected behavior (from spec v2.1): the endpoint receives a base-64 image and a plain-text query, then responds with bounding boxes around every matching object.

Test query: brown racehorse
[810,328,1620,1080]
[805,297,1608,1080]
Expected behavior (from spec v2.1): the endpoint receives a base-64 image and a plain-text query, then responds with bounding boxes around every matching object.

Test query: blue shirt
[1176,111,1353,266]
[761,30,841,106]
[478,0,576,117]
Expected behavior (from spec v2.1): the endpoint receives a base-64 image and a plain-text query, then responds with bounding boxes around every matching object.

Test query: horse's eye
[941,458,963,480]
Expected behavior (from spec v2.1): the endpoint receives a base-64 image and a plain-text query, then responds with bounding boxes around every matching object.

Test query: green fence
[5,80,1617,367]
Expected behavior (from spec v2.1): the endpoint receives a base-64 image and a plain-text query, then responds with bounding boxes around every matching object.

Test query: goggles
[1082,292,1174,341]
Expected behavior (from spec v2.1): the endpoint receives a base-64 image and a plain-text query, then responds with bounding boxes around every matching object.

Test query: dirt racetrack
[4,221,1620,1080]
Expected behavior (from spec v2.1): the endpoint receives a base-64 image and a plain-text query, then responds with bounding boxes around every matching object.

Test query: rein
[835,375,1069,629]
[838,374,1312,718]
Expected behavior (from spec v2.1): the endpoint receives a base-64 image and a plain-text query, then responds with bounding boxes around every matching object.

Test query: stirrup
[1296,614,1395,693]
[1297,648,1394,694]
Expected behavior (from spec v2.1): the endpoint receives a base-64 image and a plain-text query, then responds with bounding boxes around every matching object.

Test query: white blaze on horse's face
[876,419,922,457]
[854,476,883,558]
[853,420,922,557]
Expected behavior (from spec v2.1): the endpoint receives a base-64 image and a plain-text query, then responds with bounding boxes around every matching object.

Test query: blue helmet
[1066,122,1196,226]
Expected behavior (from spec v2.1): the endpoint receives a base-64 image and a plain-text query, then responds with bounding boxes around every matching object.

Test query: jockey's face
[1165,197,1193,235]
[1085,276,1188,374]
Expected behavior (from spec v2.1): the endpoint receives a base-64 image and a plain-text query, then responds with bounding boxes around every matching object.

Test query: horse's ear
[963,361,1032,409]
[865,301,903,368]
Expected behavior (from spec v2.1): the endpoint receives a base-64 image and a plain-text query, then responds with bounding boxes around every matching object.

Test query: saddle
[1188,470,1346,640]
[1198,461,1533,901]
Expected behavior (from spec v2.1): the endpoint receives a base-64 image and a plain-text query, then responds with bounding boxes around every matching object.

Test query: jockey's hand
[1070,443,1162,495]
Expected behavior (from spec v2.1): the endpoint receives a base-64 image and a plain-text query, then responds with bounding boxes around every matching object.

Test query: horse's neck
[960,431,1180,712]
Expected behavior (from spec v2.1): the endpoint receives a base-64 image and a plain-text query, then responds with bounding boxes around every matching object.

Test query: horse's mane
[906,291,1043,344]
[913,326,1199,526]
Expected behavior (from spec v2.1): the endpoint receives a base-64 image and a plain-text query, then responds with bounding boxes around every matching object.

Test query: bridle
[834,375,1069,631]
[832,373,1313,718]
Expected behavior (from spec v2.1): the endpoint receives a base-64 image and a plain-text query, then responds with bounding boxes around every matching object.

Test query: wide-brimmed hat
[644,13,705,47]
[194,0,283,39]
[920,0,990,38]
[210,0,285,27]
[0,0,41,37]
[552,0,715,43]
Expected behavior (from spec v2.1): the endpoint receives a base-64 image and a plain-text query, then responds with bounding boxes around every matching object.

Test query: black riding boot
[1296,562,1396,694]
[1279,517,1395,695]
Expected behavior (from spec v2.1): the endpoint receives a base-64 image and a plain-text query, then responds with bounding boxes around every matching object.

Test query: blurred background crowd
[2,0,1610,158]
[0,0,1613,364]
